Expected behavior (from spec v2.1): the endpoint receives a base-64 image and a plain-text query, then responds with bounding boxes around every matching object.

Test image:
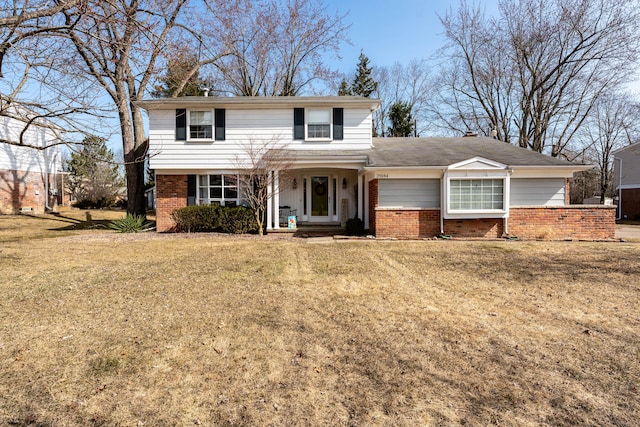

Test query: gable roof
[281,137,590,170]
[367,137,582,168]
[137,95,381,111]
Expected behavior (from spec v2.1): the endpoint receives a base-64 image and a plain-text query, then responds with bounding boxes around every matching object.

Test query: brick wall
[368,179,378,232]
[0,169,56,214]
[620,188,640,220]
[374,209,441,239]
[372,206,616,240]
[508,206,616,240]
[156,174,188,232]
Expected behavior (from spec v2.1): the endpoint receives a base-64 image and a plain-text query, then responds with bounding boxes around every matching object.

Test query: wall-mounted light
[342,178,347,189]
[292,178,297,189]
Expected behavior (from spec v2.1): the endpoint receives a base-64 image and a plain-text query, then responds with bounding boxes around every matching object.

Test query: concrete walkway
[616,224,640,241]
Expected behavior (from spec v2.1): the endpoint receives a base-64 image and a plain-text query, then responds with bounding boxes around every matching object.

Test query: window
[176,109,225,141]
[450,179,504,210]
[198,174,240,206]
[307,109,331,139]
[293,108,342,141]
[190,111,213,139]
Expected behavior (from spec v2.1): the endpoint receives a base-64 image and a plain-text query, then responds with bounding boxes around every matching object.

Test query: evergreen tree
[387,101,414,137]
[152,53,209,98]
[338,77,351,96]
[65,136,123,208]
[351,51,377,98]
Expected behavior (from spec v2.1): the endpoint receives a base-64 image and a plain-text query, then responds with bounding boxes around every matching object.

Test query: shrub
[171,205,221,232]
[346,217,364,235]
[109,214,154,233]
[219,206,258,234]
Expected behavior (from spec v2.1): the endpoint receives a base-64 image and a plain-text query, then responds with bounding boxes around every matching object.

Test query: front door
[311,176,330,221]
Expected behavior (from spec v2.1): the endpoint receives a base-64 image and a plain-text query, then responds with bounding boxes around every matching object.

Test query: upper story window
[307,110,331,139]
[176,109,225,141]
[293,107,343,141]
[190,111,212,139]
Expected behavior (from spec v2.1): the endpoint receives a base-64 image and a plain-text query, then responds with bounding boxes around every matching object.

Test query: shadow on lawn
[21,211,115,231]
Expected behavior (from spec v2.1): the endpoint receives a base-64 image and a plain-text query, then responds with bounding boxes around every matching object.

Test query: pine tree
[338,77,351,96]
[65,136,123,207]
[152,53,209,98]
[351,51,377,98]
[387,101,414,137]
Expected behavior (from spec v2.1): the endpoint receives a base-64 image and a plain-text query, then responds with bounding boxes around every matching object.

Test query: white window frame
[188,110,213,141]
[305,108,332,142]
[197,174,241,206]
[443,171,510,219]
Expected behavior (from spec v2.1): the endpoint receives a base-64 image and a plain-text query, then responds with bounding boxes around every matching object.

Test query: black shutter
[293,108,304,140]
[187,175,196,206]
[215,108,225,141]
[176,109,187,141]
[333,108,344,140]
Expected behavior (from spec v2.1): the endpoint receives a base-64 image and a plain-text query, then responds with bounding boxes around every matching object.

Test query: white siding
[378,179,440,208]
[510,178,565,206]
[0,115,61,173]
[148,107,373,170]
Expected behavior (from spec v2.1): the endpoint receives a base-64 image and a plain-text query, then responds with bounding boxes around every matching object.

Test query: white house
[140,96,615,240]
[613,142,640,220]
[0,104,62,214]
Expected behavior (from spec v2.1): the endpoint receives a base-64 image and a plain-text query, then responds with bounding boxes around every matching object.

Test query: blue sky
[324,0,499,71]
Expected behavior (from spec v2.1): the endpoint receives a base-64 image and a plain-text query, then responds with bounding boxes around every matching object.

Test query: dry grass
[0,218,638,426]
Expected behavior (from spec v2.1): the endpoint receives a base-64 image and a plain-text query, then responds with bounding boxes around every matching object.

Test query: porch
[265,167,369,232]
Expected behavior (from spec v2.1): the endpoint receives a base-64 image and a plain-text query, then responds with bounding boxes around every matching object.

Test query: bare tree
[56,0,229,216]
[234,138,294,235]
[583,94,640,202]
[205,0,349,96]
[435,0,640,156]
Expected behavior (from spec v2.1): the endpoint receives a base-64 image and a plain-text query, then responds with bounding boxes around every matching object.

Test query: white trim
[357,174,363,221]
[304,107,332,142]
[273,171,280,230]
[186,109,214,142]
[267,172,273,230]
[447,157,507,170]
[618,184,640,189]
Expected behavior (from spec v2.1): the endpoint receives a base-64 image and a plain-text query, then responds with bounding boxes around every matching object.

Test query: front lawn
[0,218,638,426]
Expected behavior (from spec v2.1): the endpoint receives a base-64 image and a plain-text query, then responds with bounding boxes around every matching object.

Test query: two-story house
[0,105,62,214]
[613,142,640,220]
[141,96,616,240]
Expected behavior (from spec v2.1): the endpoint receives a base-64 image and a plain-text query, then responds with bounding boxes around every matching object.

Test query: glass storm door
[311,176,330,220]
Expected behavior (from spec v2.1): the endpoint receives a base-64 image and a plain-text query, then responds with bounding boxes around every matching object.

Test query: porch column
[364,175,369,230]
[273,170,280,230]
[357,174,363,221]
[266,171,273,230]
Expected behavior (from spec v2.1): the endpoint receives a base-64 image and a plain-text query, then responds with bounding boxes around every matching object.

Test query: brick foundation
[156,174,188,232]
[0,169,56,214]
[372,206,616,240]
[620,188,640,220]
[368,179,378,232]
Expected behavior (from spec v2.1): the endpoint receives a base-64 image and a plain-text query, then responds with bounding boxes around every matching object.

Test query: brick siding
[620,188,640,220]
[508,206,616,240]
[372,206,615,240]
[368,179,378,232]
[156,174,188,232]
[0,169,56,214]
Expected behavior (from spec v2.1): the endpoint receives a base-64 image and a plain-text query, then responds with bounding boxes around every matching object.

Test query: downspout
[44,148,52,211]
[616,157,622,220]
[440,169,445,235]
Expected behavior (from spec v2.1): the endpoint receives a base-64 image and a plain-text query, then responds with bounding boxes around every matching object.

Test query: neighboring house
[140,96,615,240]
[0,106,62,214]
[613,143,640,220]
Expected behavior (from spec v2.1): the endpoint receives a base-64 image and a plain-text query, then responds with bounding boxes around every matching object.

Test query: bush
[171,204,222,232]
[171,205,258,234]
[219,206,259,234]
[346,217,364,235]
[109,214,154,233]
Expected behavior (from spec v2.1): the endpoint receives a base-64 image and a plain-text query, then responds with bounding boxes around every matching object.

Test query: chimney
[463,130,478,137]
